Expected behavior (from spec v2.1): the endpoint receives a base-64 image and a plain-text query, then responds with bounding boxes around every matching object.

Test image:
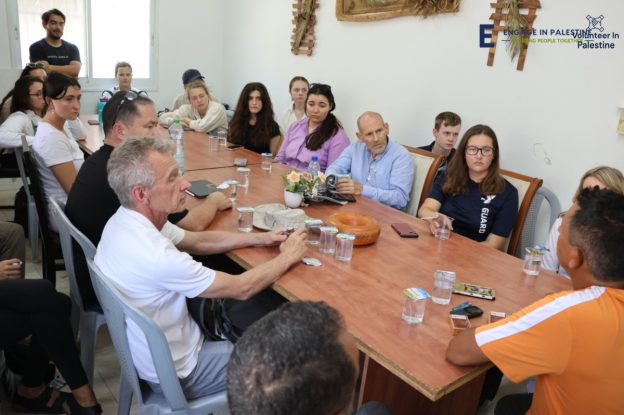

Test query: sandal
[63,396,103,415]
[12,386,70,414]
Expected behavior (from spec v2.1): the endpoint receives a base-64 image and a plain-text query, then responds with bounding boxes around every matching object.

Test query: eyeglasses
[26,62,45,69]
[111,91,139,123]
[28,92,44,97]
[465,146,495,157]
[309,83,332,92]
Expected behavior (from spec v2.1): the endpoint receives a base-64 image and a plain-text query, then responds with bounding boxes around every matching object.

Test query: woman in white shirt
[542,166,624,276]
[32,73,85,230]
[100,62,146,100]
[279,76,309,135]
[159,80,227,134]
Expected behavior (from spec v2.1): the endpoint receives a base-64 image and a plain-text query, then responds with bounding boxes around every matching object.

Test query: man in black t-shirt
[29,8,81,78]
[418,111,462,172]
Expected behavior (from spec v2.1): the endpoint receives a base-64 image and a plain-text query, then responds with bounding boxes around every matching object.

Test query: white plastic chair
[49,197,107,385]
[14,136,39,262]
[86,258,228,415]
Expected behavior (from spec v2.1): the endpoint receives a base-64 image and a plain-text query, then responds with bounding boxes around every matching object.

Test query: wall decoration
[291,0,319,56]
[487,0,541,71]
[336,0,460,22]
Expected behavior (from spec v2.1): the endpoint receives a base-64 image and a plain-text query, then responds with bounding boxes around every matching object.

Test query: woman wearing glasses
[279,76,309,135]
[275,83,349,172]
[0,62,48,124]
[418,124,518,250]
[159,80,227,133]
[228,82,282,155]
[32,73,84,231]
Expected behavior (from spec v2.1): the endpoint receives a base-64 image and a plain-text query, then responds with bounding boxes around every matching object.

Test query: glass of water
[217,130,227,148]
[335,233,355,262]
[432,270,456,305]
[237,167,250,188]
[261,153,273,171]
[402,288,430,325]
[319,226,338,254]
[237,206,254,232]
[523,253,543,276]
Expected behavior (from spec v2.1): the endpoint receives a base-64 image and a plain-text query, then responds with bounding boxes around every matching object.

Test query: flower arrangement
[282,170,326,195]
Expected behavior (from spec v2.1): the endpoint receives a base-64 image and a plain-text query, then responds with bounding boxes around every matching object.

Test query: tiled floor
[0,178,526,415]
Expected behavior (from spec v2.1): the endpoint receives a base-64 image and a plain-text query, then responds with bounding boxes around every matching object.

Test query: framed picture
[336,0,460,22]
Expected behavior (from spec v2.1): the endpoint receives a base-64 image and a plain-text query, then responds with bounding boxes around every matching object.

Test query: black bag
[187,298,242,343]
[13,186,28,235]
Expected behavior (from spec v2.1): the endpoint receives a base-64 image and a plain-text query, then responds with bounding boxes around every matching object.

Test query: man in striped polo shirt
[446,187,624,415]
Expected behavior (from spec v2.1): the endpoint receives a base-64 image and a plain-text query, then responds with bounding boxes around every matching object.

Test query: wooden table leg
[358,356,485,415]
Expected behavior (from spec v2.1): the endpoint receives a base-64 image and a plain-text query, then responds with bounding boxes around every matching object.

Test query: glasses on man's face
[465,146,495,157]
[26,62,45,69]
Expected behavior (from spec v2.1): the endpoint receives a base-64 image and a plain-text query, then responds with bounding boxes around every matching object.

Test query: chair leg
[117,374,133,415]
[78,313,99,385]
[28,201,39,262]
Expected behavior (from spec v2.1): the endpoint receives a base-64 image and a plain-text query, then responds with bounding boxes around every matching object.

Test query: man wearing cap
[326,111,414,211]
[29,8,81,78]
[171,69,204,110]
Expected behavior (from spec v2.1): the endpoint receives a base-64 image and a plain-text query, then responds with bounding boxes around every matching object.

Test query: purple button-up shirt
[276,118,350,172]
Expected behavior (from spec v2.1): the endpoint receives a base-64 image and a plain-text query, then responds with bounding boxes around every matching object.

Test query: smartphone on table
[391,223,419,238]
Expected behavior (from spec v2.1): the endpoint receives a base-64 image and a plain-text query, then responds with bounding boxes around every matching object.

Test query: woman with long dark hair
[275,83,349,172]
[418,124,518,250]
[0,63,48,124]
[32,73,84,231]
[228,82,282,155]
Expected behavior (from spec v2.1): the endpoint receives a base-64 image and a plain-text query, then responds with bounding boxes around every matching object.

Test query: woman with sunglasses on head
[418,124,518,250]
[542,166,624,277]
[228,82,282,155]
[279,76,309,135]
[100,61,147,100]
[0,62,48,124]
[275,83,349,172]
[32,72,84,231]
[159,80,227,133]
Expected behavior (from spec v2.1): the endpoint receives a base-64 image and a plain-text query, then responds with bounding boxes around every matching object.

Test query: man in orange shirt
[446,187,624,415]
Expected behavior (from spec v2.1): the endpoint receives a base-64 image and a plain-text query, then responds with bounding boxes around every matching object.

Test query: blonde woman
[159,80,227,133]
[542,166,624,276]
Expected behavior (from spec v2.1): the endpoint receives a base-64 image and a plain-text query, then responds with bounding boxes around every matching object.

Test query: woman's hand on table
[424,213,454,235]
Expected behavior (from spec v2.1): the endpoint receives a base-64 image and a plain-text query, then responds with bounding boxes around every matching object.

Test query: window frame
[7,0,158,93]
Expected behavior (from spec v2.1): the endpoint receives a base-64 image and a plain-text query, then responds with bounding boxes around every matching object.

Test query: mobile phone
[391,223,419,238]
[449,304,483,318]
[488,311,507,324]
[234,158,247,167]
[452,282,496,300]
[449,314,471,335]
[87,119,100,125]
[227,144,243,150]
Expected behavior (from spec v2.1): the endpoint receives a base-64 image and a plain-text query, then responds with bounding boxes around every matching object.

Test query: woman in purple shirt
[276,83,349,172]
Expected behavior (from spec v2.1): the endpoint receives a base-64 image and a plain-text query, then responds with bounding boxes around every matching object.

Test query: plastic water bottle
[97,97,108,125]
[169,119,185,174]
[307,155,320,194]
[307,155,320,178]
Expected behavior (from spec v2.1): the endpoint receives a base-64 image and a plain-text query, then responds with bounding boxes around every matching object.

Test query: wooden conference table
[78,114,262,170]
[185,162,572,415]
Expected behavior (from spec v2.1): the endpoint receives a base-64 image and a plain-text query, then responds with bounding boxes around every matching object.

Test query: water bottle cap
[173,119,181,124]
[311,155,318,161]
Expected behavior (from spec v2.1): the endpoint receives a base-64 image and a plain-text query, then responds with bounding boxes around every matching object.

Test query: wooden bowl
[327,212,381,246]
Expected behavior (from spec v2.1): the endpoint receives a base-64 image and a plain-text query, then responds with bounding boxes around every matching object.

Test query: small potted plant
[282,170,325,208]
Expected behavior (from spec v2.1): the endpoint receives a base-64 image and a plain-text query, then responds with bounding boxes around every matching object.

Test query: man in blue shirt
[29,9,81,78]
[326,112,414,210]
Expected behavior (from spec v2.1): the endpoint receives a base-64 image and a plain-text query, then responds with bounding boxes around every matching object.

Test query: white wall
[222,0,624,217]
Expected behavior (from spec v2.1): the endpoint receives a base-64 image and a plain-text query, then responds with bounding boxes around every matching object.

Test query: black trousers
[494,393,533,415]
[0,279,88,390]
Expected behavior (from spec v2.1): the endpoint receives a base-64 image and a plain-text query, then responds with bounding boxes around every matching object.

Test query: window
[9,0,156,91]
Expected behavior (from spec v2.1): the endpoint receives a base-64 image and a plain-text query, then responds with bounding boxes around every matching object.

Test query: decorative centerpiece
[327,212,381,246]
[282,170,325,208]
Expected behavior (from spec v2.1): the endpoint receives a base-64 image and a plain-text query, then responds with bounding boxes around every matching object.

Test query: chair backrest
[513,186,561,258]
[500,169,543,256]
[403,146,444,215]
[86,258,227,414]
[49,197,96,311]
[20,136,51,234]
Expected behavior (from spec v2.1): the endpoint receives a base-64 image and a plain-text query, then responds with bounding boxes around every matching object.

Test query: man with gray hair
[94,136,308,399]
[326,111,414,210]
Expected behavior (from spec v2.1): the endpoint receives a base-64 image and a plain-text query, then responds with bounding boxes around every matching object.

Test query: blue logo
[586,15,604,32]
[479,24,494,47]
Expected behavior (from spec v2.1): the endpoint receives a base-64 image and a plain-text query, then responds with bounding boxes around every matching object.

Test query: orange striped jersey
[475,286,624,415]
